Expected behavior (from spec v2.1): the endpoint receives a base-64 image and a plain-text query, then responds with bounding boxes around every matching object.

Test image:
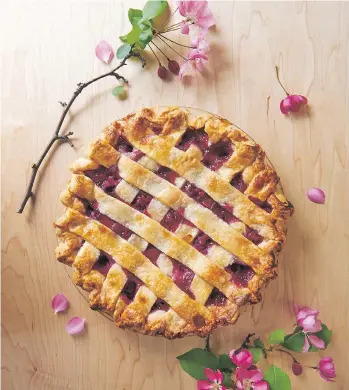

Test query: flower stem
[150,41,169,61]
[204,334,211,352]
[148,44,161,65]
[157,33,195,49]
[162,7,179,28]
[276,348,299,363]
[155,35,187,60]
[275,66,289,96]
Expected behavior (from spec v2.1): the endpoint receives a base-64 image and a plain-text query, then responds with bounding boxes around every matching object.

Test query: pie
[54,106,294,339]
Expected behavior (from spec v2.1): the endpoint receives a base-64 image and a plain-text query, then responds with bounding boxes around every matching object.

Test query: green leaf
[176,348,218,380]
[138,28,153,49]
[217,354,235,371]
[112,85,124,96]
[316,324,332,346]
[222,372,233,387]
[282,328,305,353]
[250,348,262,364]
[142,0,168,21]
[128,8,143,25]
[269,329,286,345]
[116,44,132,59]
[264,365,291,390]
[119,24,142,45]
[254,339,265,349]
[138,20,152,31]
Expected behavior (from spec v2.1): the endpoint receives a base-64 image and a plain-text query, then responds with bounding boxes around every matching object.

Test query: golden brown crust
[54,106,294,339]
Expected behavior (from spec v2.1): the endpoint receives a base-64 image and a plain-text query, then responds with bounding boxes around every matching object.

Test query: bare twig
[17,50,146,214]
[204,334,211,352]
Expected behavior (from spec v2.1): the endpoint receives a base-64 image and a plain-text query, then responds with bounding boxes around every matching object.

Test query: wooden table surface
[2,1,349,389]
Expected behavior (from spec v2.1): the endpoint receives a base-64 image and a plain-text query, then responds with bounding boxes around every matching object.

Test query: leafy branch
[17,50,146,214]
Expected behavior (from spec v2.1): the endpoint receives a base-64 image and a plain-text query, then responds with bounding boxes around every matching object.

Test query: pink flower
[318,357,336,382]
[181,21,190,34]
[179,49,208,80]
[197,368,226,390]
[236,368,269,390]
[280,94,307,114]
[178,1,215,32]
[294,304,325,352]
[294,304,322,333]
[229,349,253,369]
[192,32,210,53]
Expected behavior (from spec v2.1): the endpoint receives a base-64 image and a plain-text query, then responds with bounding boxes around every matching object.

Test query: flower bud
[168,60,180,75]
[157,65,168,79]
[292,362,303,376]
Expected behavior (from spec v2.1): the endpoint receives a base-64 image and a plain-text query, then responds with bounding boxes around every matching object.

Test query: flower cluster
[177,304,335,390]
[230,349,269,389]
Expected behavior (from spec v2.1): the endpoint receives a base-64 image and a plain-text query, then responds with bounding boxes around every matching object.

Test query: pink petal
[253,381,270,390]
[52,294,69,314]
[179,61,193,81]
[308,334,325,349]
[95,40,115,64]
[236,368,250,382]
[196,5,215,29]
[302,335,310,352]
[320,373,336,382]
[294,95,308,105]
[236,381,244,390]
[307,187,326,204]
[288,95,302,112]
[178,1,186,16]
[215,369,224,383]
[66,317,86,335]
[293,303,300,315]
[297,307,319,321]
[280,96,293,114]
[197,380,213,390]
[181,21,190,34]
[249,369,264,383]
[204,368,217,382]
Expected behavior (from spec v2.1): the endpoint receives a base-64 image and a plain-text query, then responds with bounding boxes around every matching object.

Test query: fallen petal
[307,187,326,204]
[52,294,69,314]
[95,40,115,64]
[66,317,86,335]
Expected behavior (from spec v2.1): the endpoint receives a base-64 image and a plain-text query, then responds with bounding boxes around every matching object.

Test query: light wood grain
[2,1,349,389]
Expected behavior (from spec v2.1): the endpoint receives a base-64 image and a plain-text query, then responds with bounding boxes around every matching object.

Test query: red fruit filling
[248,196,272,213]
[87,206,132,240]
[211,203,239,224]
[161,209,183,232]
[150,298,170,312]
[172,262,195,299]
[205,288,227,307]
[225,263,255,288]
[92,252,115,275]
[244,226,263,245]
[120,271,143,304]
[230,172,248,193]
[142,244,161,264]
[176,129,209,152]
[192,232,215,255]
[202,140,233,171]
[182,181,215,209]
[156,166,179,184]
[131,191,153,213]
[116,136,144,161]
